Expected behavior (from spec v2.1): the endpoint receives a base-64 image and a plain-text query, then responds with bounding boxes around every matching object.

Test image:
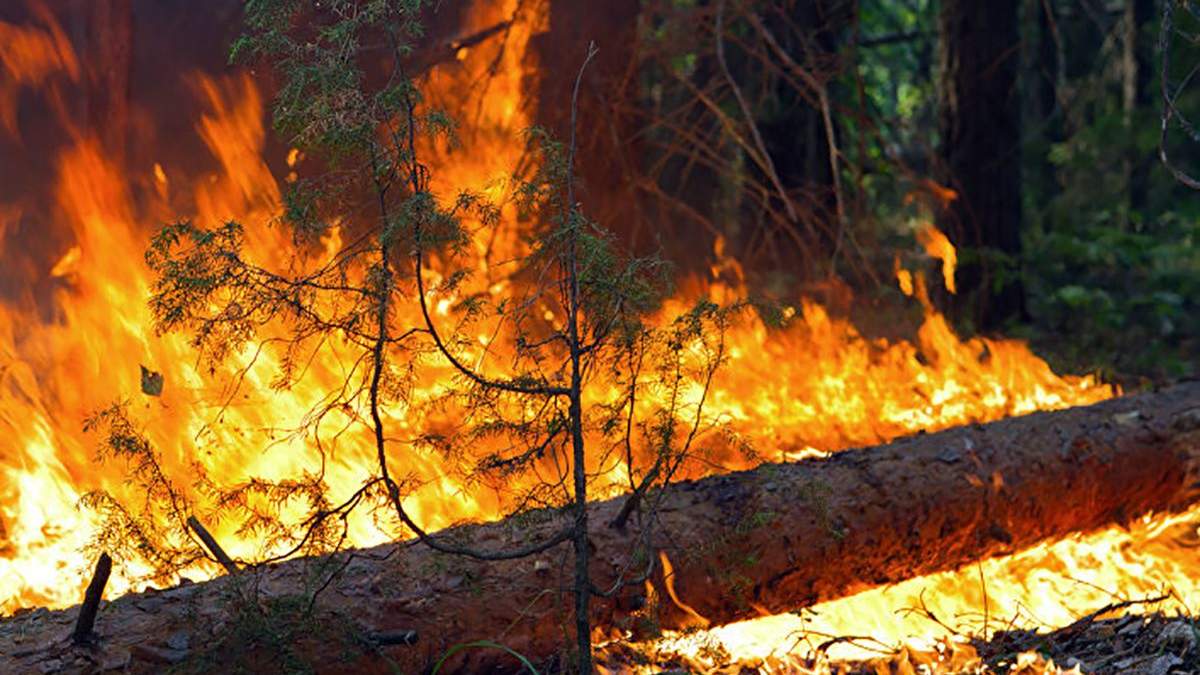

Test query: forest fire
[0,1,1196,674]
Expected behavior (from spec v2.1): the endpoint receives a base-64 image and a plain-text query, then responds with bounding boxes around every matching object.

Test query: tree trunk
[937,0,1024,330]
[1124,0,1155,216]
[758,0,854,263]
[530,0,642,248]
[72,0,133,164]
[3,385,1199,673]
[1023,0,1063,210]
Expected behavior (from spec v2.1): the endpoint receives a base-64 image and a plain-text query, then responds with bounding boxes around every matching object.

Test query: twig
[407,21,512,76]
[1160,0,1200,189]
[744,11,847,254]
[814,633,896,656]
[1057,594,1170,638]
[978,561,990,641]
[367,629,419,647]
[71,552,112,645]
[898,589,966,637]
[187,515,239,575]
[714,0,798,223]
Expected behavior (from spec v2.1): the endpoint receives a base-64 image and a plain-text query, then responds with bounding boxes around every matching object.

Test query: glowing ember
[626,506,1200,670]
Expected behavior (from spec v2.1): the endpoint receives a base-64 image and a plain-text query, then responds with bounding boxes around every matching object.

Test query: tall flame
[3,3,1188,673]
[917,222,958,295]
[0,3,78,136]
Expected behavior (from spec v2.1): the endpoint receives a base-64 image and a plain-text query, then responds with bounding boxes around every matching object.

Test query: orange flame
[659,551,710,631]
[917,223,958,295]
[0,4,78,136]
[2,3,1185,673]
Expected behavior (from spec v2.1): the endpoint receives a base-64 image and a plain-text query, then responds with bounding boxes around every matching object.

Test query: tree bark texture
[2,384,1199,673]
[937,0,1024,330]
[530,0,642,249]
[1124,0,1155,214]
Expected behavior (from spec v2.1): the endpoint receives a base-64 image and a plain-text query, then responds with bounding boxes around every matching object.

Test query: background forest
[855,0,1197,379]
[590,0,1198,382]
[2,0,1196,381]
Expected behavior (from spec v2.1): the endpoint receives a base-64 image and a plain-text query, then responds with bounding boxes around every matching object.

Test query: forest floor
[3,575,1197,674]
[3,385,1197,673]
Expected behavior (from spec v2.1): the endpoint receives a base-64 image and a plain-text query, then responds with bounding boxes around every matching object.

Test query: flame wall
[0,6,1126,663]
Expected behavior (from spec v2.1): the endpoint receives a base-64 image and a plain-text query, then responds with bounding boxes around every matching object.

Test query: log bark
[370,382,1200,671]
[2,384,1198,674]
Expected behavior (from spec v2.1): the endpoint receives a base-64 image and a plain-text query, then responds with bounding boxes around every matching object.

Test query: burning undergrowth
[602,606,1200,674]
[2,522,1199,674]
[0,1,1196,673]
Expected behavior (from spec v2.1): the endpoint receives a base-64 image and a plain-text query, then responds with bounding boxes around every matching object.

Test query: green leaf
[1054,285,1091,307]
[431,640,539,674]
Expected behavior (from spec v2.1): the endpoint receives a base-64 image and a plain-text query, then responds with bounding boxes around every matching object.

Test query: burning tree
[81,1,740,670]
[9,0,1197,672]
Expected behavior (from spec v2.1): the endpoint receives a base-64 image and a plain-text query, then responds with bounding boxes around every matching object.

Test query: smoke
[0,1,252,306]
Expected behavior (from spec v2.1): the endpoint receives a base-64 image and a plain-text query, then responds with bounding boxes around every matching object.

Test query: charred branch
[186,516,238,576]
[71,552,112,646]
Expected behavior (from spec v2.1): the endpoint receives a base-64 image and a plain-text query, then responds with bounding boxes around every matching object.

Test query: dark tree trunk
[758,0,854,257]
[937,0,1025,330]
[71,0,133,164]
[1023,0,1063,210]
[1125,0,1155,215]
[530,0,642,247]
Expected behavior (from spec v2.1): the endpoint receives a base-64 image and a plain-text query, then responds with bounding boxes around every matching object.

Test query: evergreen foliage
[83,2,739,670]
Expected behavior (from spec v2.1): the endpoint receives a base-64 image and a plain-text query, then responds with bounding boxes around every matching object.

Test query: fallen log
[1,383,1197,674]
[649,382,1200,624]
[370,382,1200,671]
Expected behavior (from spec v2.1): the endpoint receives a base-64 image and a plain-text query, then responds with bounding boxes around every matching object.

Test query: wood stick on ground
[71,552,111,645]
[187,516,239,575]
[369,629,419,647]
